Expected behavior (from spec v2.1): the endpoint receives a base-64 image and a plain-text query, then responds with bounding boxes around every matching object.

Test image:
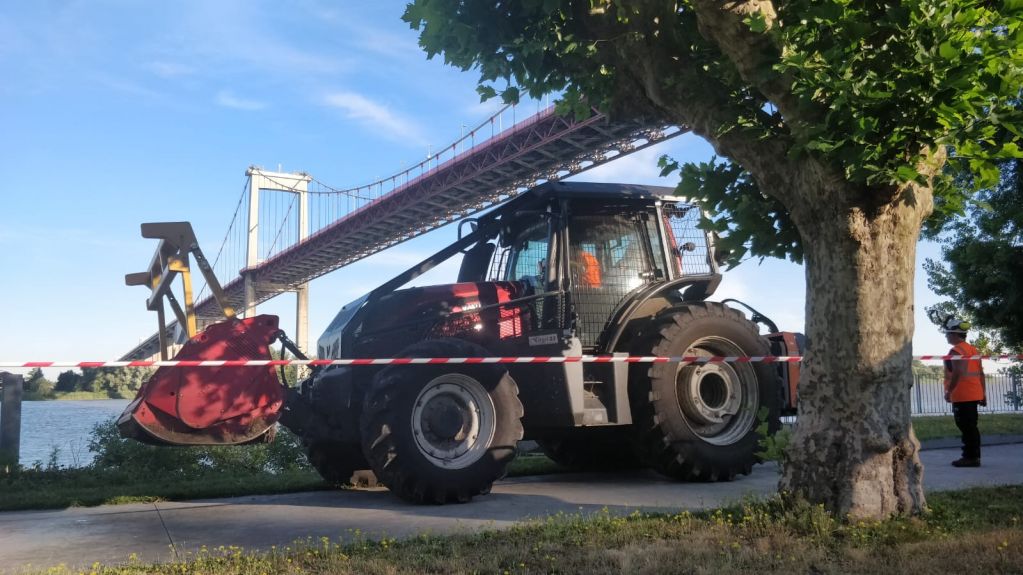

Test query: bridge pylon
[245,167,312,356]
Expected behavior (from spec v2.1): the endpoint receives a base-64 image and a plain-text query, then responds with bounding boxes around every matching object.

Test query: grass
[506,453,567,477]
[21,390,129,401]
[25,485,1023,574]
[912,413,1023,441]
[52,390,126,400]
[0,467,328,511]
[0,455,562,512]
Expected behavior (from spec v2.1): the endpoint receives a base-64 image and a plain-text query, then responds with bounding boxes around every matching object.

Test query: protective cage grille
[663,203,712,276]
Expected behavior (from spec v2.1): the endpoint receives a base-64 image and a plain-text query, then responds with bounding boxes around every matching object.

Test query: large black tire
[632,302,780,481]
[304,440,367,486]
[360,339,524,504]
[536,428,643,471]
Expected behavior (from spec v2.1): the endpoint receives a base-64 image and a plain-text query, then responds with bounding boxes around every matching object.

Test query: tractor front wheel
[632,302,780,481]
[360,339,523,503]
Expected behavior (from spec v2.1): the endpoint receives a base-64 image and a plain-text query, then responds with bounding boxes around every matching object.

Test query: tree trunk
[779,189,932,519]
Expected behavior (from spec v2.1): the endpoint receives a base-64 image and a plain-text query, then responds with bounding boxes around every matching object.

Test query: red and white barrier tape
[1,354,1021,368]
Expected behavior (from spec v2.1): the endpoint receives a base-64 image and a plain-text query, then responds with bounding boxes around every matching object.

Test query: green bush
[87,418,311,478]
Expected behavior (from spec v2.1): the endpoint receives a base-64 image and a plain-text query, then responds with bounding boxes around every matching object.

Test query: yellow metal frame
[126,222,236,360]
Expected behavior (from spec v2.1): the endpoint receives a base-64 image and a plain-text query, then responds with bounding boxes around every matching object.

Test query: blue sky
[0,1,953,369]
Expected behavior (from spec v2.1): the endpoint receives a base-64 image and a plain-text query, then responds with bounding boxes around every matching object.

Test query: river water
[5,399,129,468]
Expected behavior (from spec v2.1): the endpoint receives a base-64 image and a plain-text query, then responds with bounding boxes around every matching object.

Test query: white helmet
[941,317,971,334]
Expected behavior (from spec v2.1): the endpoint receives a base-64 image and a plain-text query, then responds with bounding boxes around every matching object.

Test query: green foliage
[23,367,54,399]
[774,1,1023,189]
[88,418,310,478]
[755,407,791,466]
[925,159,1023,350]
[84,367,151,398]
[54,370,81,393]
[912,359,945,378]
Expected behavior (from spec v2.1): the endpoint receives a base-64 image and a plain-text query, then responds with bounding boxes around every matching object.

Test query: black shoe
[951,457,981,467]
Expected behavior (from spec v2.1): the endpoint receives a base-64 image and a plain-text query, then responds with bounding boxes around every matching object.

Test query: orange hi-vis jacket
[944,341,985,403]
[576,251,602,287]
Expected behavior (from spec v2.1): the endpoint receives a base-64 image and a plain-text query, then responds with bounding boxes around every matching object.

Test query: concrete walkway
[1,443,1021,573]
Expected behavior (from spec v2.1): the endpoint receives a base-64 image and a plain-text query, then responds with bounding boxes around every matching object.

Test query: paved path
[2,443,1021,573]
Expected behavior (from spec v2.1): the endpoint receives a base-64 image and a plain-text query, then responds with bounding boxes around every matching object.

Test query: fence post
[0,372,23,468]
[913,374,923,415]
[1013,372,1021,412]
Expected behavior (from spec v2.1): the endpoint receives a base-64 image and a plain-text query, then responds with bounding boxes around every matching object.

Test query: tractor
[119,181,802,503]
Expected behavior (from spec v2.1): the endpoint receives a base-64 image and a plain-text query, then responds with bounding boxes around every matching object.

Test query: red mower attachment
[117,315,286,446]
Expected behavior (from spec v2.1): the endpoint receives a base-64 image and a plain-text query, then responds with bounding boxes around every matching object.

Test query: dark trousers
[953,401,981,459]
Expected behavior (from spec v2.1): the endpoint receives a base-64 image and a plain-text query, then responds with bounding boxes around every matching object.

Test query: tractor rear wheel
[632,302,780,481]
[304,440,366,486]
[360,339,524,504]
[537,428,643,471]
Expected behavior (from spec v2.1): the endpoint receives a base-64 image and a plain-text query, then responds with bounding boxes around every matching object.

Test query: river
[6,399,129,468]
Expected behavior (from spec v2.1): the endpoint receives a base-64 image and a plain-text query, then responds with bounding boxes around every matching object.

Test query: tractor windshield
[499,221,549,289]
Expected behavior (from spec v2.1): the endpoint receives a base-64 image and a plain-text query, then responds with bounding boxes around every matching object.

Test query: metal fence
[912,373,1023,416]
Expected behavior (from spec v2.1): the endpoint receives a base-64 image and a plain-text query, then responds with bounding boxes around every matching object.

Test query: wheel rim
[410,373,496,469]
[673,336,759,446]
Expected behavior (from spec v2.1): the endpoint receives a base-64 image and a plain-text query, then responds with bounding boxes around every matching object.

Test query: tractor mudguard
[117,315,286,445]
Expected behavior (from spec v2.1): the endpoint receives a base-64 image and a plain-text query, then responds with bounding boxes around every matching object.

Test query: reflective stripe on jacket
[944,341,985,403]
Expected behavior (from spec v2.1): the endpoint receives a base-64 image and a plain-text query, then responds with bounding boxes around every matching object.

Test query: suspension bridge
[122,105,685,361]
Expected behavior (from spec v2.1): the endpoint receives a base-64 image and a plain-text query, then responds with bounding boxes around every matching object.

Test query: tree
[90,368,152,398]
[55,370,82,393]
[24,368,54,398]
[911,360,944,380]
[925,159,1023,350]
[404,0,1023,518]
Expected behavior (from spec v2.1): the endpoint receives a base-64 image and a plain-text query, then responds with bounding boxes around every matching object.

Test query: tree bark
[778,187,932,519]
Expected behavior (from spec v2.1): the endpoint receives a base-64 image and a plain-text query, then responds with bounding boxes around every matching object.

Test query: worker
[573,249,602,288]
[941,317,987,468]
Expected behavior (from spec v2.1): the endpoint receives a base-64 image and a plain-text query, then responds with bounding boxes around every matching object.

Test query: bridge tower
[245,167,312,355]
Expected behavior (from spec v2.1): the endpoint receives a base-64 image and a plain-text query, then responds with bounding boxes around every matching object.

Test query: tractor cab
[478,182,720,352]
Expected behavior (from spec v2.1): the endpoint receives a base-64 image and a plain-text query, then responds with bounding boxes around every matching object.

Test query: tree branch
[686,1,814,134]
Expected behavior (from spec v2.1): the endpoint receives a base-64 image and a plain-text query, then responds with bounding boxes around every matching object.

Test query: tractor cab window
[499,221,549,291]
[568,212,663,348]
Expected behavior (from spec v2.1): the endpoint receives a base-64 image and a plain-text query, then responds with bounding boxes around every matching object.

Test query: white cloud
[216,90,266,111]
[148,61,194,78]
[322,91,428,146]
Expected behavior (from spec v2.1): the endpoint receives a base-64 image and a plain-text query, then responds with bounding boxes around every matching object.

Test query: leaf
[476,85,497,102]
[1000,142,1023,159]
[744,11,768,33]
[501,86,521,104]
[939,42,957,60]
[974,161,1001,189]
[896,165,921,183]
